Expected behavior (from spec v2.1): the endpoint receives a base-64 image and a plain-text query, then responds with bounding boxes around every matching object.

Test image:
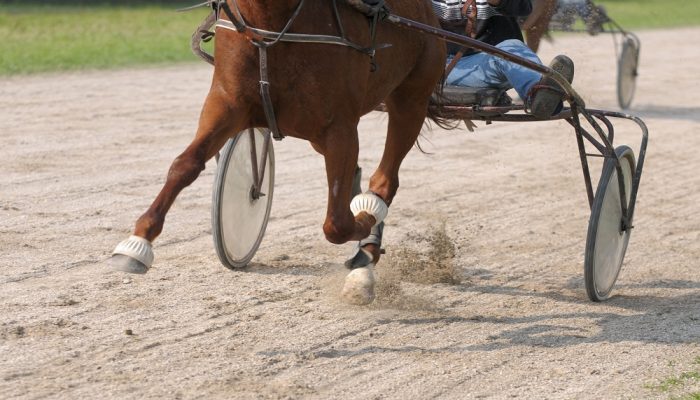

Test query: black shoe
[528,55,575,118]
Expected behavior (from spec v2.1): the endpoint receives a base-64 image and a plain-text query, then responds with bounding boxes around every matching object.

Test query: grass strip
[0,5,209,75]
[596,0,700,30]
[1,1,699,75]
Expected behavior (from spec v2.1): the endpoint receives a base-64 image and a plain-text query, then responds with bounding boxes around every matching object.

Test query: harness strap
[215,20,378,53]
[257,46,283,141]
[345,0,389,18]
[444,47,464,77]
[194,0,389,141]
[465,0,477,39]
[218,0,306,140]
[345,0,389,70]
[444,0,478,77]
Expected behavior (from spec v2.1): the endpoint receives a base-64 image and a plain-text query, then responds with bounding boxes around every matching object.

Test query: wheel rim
[213,129,274,268]
[585,147,635,301]
[617,38,639,109]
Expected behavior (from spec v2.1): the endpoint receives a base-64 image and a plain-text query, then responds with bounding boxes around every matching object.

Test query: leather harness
[197,0,388,141]
[444,0,478,77]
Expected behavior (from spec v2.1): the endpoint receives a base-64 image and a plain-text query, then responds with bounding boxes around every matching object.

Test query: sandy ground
[1,27,699,400]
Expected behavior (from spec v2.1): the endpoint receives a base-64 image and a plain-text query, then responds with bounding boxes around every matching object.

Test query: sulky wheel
[584,145,636,301]
[211,128,275,269]
[616,35,640,109]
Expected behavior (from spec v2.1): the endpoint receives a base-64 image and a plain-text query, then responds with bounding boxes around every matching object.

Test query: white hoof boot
[341,265,376,305]
[350,193,388,227]
[109,235,154,274]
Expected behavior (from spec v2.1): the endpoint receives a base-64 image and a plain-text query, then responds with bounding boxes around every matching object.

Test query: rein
[184,0,387,141]
[444,0,477,77]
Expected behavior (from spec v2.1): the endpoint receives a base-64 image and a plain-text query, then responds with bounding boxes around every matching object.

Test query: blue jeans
[445,39,543,101]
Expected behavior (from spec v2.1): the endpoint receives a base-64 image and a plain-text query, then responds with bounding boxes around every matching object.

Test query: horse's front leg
[317,134,385,245]
[315,128,388,304]
[109,92,243,273]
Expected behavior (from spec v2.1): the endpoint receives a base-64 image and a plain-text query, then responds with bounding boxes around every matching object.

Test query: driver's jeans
[445,39,543,101]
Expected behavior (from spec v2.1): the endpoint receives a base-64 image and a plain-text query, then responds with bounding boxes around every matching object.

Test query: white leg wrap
[341,265,376,305]
[350,193,388,227]
[112,235,154,268]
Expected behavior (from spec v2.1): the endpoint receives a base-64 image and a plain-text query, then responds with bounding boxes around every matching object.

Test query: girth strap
[217,0,307,140]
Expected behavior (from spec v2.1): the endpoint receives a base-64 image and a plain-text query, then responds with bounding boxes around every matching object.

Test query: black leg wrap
[360,221,383,248]
[352,166,362,197]
[344,222,384,269]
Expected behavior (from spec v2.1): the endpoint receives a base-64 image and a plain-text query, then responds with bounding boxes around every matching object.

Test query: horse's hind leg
[523,0,557,52]
[109,92,243,273]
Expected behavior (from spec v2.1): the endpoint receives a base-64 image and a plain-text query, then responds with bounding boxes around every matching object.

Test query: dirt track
[1,28,699,399]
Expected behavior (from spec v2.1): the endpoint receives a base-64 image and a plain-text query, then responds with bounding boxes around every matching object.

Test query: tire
[211,129,275,269]
[584,145,635,301]
[617,36,640,109]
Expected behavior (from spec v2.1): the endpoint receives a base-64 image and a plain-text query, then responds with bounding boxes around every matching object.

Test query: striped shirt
[431,0,533,55]
[430,0,502,22]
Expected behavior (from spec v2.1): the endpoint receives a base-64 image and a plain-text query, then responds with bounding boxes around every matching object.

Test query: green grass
[673,393,700,400]
[656,372,700,392]
[0,4,210,75]
[646,359,700,400]
[1,0,700,75]
[596,0,700,30]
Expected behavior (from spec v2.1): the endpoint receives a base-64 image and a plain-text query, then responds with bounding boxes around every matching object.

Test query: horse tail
[413,74,463,154]
[426,74,461,131]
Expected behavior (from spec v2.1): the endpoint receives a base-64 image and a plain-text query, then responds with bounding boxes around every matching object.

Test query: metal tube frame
[384,12,648,229]
[247,128,273,199]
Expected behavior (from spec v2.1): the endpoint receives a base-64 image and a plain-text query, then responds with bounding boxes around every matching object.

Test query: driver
[433,0,575,118]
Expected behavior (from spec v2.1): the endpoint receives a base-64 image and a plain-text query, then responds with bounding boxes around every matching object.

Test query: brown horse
[521,0,557,52]
[523,0,611,52]
[109,0,446,304]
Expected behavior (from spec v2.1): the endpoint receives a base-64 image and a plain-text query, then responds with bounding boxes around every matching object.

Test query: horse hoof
[107,254,149,274]
[341,265,375,305]
[109,235,153,274]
